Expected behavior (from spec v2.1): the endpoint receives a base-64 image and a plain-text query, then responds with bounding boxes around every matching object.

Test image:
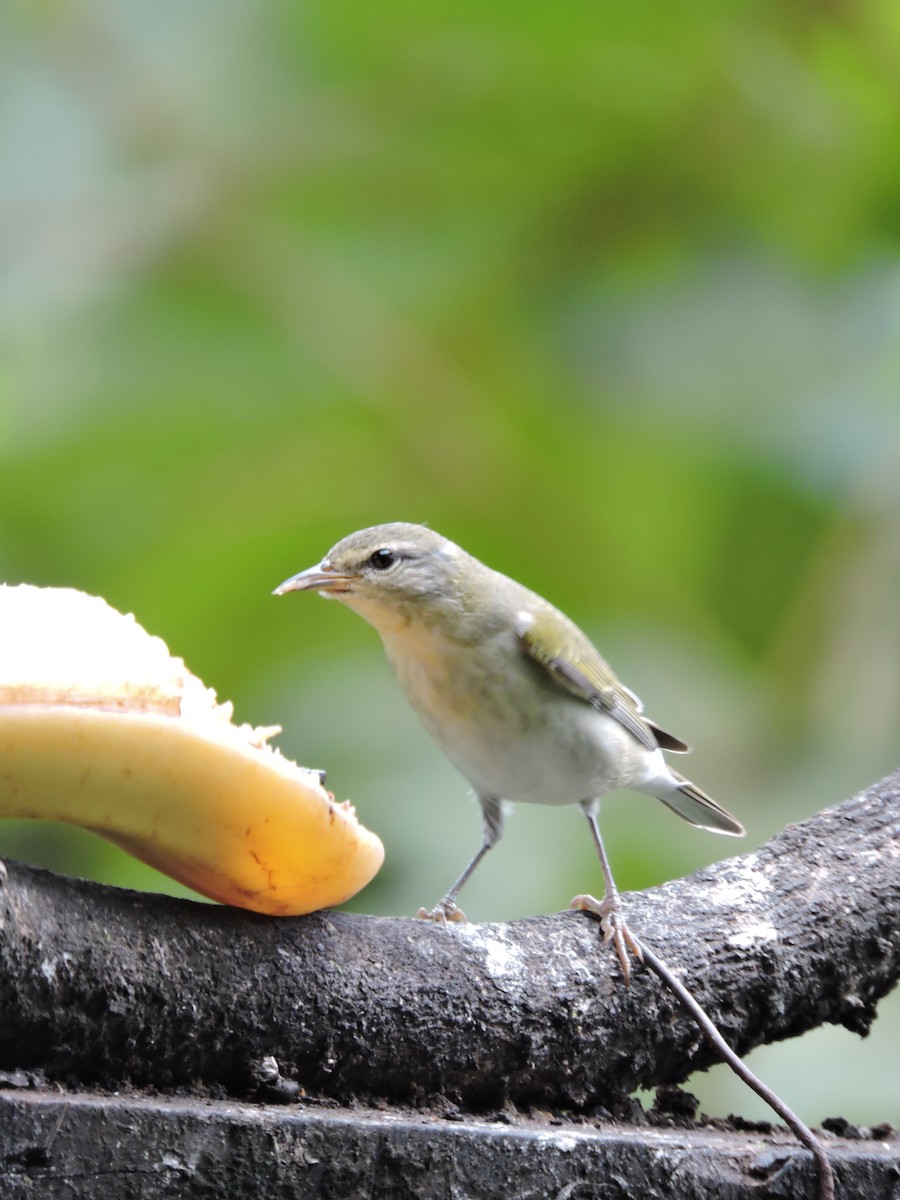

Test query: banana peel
[0,583,384,914]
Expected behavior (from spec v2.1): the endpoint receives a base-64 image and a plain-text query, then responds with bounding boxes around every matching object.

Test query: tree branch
[1,769,898,1111]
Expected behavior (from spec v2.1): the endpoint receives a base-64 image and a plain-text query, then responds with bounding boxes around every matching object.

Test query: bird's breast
[380,626,646,806]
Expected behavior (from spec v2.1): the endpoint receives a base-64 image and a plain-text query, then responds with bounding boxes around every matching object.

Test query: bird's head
[274,523,473,636]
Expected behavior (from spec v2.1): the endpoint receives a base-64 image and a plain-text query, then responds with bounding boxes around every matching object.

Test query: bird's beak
[273,560,354,596]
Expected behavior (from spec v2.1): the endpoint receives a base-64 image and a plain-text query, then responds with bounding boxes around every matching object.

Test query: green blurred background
[1,0,898,1125]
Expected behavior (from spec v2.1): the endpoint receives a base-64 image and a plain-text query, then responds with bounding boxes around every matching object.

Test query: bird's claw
[569,892,643,986]
[416,898,467,923]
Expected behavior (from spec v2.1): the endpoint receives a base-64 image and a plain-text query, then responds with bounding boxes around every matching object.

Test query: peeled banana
[0,584,384,914]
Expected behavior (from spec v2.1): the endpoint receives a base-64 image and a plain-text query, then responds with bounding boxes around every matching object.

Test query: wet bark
[1,1088,898,1200]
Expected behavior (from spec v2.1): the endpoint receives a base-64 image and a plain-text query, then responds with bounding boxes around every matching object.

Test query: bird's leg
[417,796,505,923]
[570,802,643,985]
[416,842,490,923]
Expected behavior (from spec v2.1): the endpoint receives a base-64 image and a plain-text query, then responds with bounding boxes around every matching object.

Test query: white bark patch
[456,924,529,988]
[704,859,781,948]
[728,920,780,948]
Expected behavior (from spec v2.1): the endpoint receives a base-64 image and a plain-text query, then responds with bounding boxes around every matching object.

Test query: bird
[275,522,744,982]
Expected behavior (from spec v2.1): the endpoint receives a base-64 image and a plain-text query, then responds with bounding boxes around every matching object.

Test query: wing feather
[515,610,665,753]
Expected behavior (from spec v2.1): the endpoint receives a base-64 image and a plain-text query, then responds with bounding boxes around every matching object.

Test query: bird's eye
[368,548,396,571]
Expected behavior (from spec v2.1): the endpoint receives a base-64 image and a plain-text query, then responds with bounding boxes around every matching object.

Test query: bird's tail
[656,771,745,836]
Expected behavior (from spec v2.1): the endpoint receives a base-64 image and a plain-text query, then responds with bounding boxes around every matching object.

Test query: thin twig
[633,934,835,1200]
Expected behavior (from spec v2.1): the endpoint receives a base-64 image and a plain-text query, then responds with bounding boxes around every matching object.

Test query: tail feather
[657,771,745,836]
[645,718,690,753]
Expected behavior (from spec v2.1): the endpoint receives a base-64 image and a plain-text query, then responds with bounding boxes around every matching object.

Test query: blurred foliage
[1,0,899,1124]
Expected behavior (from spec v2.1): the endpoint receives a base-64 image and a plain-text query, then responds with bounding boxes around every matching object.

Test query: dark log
[1,1087,898,1200]
[0,769,898,1112]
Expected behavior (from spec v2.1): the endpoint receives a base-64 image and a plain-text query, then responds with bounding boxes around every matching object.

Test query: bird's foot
[416,898,467,923]
[569,892,643,986]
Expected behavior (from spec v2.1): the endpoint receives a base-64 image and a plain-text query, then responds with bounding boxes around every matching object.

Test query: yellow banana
[0,584,384,914]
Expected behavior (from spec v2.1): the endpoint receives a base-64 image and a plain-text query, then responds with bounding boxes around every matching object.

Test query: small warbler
[275,522,743,981]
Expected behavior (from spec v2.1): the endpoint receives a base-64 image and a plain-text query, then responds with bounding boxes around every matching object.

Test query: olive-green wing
[515,609,689,754]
